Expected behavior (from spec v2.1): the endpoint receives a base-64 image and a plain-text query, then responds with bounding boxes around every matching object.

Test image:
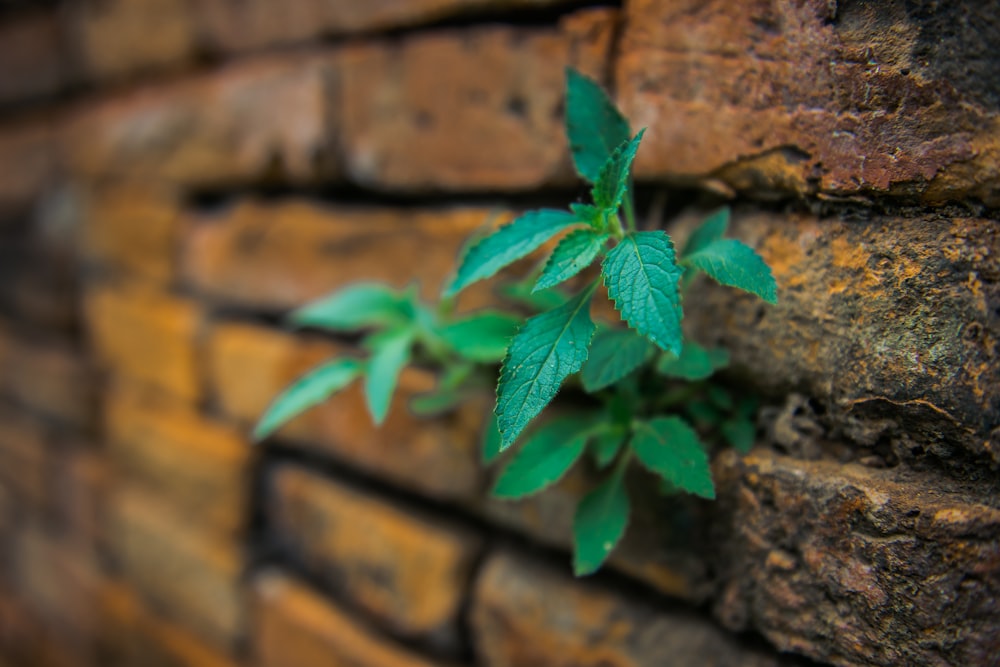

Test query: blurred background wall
[0,1,997,666]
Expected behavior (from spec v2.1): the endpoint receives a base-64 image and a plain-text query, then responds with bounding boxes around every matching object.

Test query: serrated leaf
[570,203,604,228]
[721,417,756,453]
[445,209,582,297]
[573,465,629,576]
[581,328,653,391]
[496,284,597,450]
[682,208,729,258]
[657,341,717,381]
[364,327,415,424]
[291,283,409,331]
[482,411,503,465]
[565,68,631,183]
[591,426,626,468]
[534,229,609,292]
[437,311,520,362]
[254,358,363,440]
[602,232,684,355]
[632,417,715,499]
[492,418,590,499]
[591,130,645,212]
[682,238,778,304]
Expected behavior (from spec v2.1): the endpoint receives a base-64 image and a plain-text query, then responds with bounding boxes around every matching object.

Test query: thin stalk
[622,189,638,233]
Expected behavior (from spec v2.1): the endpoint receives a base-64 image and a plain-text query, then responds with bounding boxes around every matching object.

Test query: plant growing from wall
[255,68,777,575]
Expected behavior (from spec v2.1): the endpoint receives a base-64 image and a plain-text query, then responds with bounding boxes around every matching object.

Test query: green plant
[255,68,777,575]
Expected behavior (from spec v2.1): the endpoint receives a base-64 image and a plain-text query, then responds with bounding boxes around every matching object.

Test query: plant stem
[622,188,638,233]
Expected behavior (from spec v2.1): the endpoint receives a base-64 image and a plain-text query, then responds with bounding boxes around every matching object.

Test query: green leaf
[482,412,503,465]
[682,208,729,258]
[570,203,605,229]
[657,341,717,381]
[707,347,731,370]
[496,284,597,450]
[682,239,778,304]
[445,209,581,297]
[534,229,609,292]
[291,283,409,331]
[409,388,464,416]
[491,418,590,499]
[631,417,715,499]
[363,327,415,424]
[721,417,756,453]
[602,232,684,355]
[565,68,631,183]
[707,385,734,410]
[499,278,568,312]
[686,399,721,426]
[254,358,363,440]
[591,130,645,212]
[591,426,626,468]
[581,328,653,391]
[573,464,629,576]
[437,311,520,363]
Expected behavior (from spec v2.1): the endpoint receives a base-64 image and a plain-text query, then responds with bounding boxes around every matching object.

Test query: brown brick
[104,384,249,538]
[84,283,203,401]
[69,0,197,80]
[66,54,338,187]
[473,552,788,667]
[0,240,79,333]
[106,488,244,650]
[0,407,49,516]
[270,466,482,643]
[82,185,183,282]
[0,324,95,431]
[183,199,505,312]
[676,208,999,464]
[712,449,1000,667]
[207,322,485,502]
[340,10,617,191]
[618,1,1000,204]
[97,581,240,667]
[253,570,456,667]
[0,9,75,105]
[49,445,105,559]
[0,120,59,213]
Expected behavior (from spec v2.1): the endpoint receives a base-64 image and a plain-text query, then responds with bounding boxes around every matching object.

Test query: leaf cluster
[256,68,777,576]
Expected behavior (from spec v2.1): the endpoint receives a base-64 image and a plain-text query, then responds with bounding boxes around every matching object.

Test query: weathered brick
[676,208,999,465]
[98,581,241,667]
[0,406,49,516]
[49,445,105,559]
[340,9,617,190]
[473,552,789,667]
[66,54,338,187]
[183,199,505,312]
[106,488,244,651]
[0,120,59,212]
[0,240,79,333]
[711,449,1000,667]
[270,466,482,644]
[208,321,486,501]
[84,283,203,401]
[0,9,75,105]
[618,0,1000,204]
[69,0,198,80]
[82,185,183,282]
[104,384,249,538]
[0,323,95,431]
[253,570,457,667]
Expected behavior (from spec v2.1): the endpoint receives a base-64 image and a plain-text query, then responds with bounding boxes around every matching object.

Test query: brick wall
[0,2,997,666]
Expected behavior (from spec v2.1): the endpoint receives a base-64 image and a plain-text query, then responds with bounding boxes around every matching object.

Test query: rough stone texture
[0,324,95,431]
[677,208,999,467]
[712,449,1000,667]
[617,0,1000,205]
[183,199,506,312]
[0,9,75,105]
[106,488,244,652]
[208,322,486,502]
[66,54,338,188]
[84,283,204,401]
[472,552,791,667]
[340,9,617,191]
[199,0,592,53]
[81,185,183,283]
[253,570,458,667]
[269,466,482,647]
[104,385,249,538]
[69,0,198,80]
